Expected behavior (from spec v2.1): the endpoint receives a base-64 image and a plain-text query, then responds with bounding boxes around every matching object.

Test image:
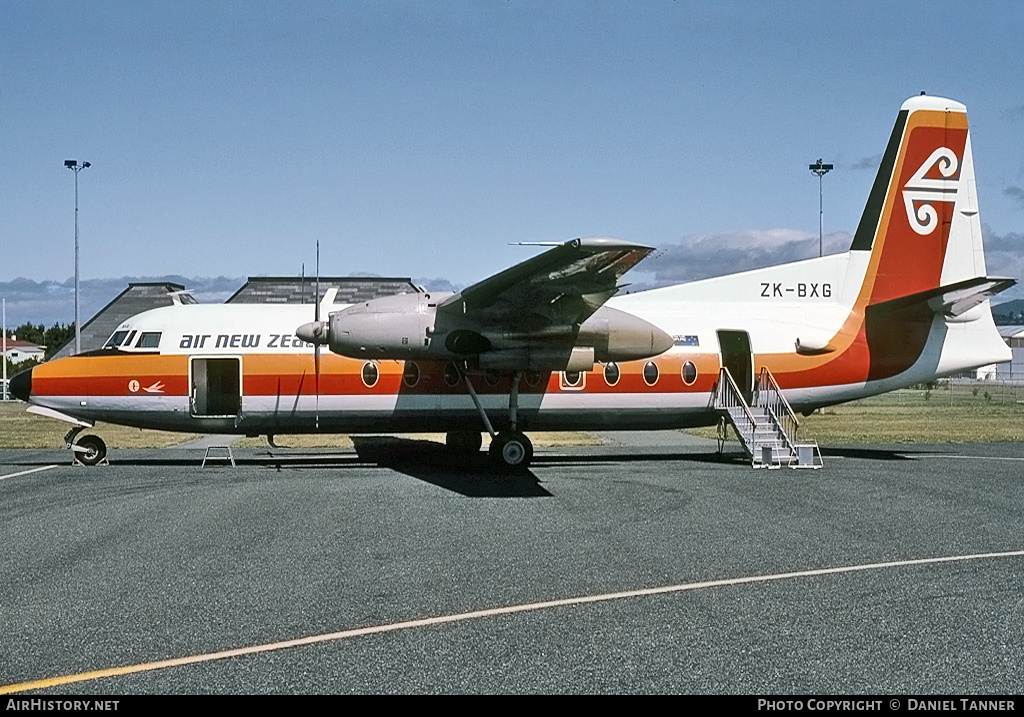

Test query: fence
[850,379,1024,407]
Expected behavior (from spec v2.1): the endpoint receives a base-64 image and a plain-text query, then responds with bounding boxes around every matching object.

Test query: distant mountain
[0,276,241,328]
[992,299,1024,325]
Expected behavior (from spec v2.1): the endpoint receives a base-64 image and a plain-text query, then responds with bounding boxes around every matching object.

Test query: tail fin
[848,96,1013,381]
[850,95,1003,306]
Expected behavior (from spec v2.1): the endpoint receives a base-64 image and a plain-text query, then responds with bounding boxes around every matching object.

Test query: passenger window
[682,361,698,386]
[443,362,461,387]
[604,362,620,386]
[402,361,420,388]
[643,361,659,386]
[362,362,379,388]
[561,370,585,390]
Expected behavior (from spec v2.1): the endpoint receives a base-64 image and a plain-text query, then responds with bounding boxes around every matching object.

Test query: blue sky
[2,1,1023,325]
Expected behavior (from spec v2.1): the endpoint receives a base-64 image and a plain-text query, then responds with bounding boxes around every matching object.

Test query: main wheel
[446,431,483,455]
[488,431,533,469]
[75,435,107,466]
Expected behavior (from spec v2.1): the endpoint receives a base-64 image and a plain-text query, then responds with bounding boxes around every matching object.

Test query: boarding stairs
[713,367,823,469]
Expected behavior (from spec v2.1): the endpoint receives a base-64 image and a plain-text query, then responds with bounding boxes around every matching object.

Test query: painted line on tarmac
[3,548,1023,694]
[0,465,58,482]
[922,454,1024,462]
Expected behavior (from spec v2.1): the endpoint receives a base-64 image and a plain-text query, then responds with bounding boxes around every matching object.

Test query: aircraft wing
[437,237,653,330]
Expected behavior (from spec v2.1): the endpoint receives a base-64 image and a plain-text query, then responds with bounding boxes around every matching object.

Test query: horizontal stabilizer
[868,276,1016,318]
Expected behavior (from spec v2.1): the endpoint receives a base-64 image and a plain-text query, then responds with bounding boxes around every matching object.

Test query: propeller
[314,241,321,430]
[296,244,333,430]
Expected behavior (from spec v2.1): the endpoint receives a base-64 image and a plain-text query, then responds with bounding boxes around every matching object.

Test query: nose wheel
[73,434,108,466]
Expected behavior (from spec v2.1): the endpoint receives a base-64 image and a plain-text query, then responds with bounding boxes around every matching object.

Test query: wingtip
[573,237,653,251]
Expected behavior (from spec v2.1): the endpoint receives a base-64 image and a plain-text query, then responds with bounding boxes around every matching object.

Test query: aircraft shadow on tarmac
[346,436,552,497]
[534,451,751,467]
[818,447,917,461]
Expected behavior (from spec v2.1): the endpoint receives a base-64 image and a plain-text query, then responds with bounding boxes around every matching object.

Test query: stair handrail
[714,367,758,445]
[756,367,800,444]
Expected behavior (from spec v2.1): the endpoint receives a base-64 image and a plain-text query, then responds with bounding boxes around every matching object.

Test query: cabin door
[717,330,754,405]
[190,357,242,417]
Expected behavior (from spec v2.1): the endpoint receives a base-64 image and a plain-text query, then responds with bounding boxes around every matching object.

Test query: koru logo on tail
[902,147,960,235]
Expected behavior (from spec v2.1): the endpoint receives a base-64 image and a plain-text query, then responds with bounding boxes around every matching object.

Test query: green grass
[795,403,1024,443]
[689,382,1024,444]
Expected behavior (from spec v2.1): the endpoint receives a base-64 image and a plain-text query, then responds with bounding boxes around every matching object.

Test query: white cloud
[982,226,1024,299]
[638,228,853,285]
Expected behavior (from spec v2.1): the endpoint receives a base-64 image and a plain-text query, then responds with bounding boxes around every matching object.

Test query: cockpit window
[104,330,129,348]
[136,332,162,349]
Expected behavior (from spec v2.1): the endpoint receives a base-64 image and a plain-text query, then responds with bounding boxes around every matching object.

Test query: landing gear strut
[457,365,534,470]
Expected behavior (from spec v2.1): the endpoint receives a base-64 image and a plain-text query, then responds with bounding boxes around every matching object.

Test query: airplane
[8,95,1015,469]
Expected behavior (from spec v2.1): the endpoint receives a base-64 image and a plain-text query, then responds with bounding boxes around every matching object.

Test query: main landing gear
[451,365,535,470]
[488,431,533,469]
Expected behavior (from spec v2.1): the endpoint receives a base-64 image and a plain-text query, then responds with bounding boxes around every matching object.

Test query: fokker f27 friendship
[9,96,1015,468]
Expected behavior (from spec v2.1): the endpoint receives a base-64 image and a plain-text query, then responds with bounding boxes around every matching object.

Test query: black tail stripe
[850,109,909,252]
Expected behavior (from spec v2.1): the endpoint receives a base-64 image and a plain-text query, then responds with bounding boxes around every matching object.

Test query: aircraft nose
[9,367,32,402]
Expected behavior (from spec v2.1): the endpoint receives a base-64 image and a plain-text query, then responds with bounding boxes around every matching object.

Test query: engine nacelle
[329,292,450,358]
[296,292,448,359]
[296,292,672,369]
[577,306,674,363]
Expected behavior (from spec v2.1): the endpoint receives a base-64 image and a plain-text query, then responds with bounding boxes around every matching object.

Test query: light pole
[809,158,833,258]
[65,159,90,355]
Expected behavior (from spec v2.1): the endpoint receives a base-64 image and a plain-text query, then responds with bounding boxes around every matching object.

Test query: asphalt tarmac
[1,434,1023,694]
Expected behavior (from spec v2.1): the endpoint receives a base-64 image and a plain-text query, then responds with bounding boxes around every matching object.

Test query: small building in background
[994,325,1024,381]
[2,338,46,364]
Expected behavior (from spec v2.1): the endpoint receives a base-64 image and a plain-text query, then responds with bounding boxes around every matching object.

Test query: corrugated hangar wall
[51,283,185,359]
[54,277,419,356]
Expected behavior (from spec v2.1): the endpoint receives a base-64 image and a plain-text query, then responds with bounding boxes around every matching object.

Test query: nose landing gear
[64,427,109,466]
[74,434,108,466]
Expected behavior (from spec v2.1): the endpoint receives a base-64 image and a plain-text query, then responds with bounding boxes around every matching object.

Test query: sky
[2,1,1023,326]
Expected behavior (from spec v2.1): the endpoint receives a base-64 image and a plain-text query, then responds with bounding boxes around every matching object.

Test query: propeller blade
[315,241,320,430]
